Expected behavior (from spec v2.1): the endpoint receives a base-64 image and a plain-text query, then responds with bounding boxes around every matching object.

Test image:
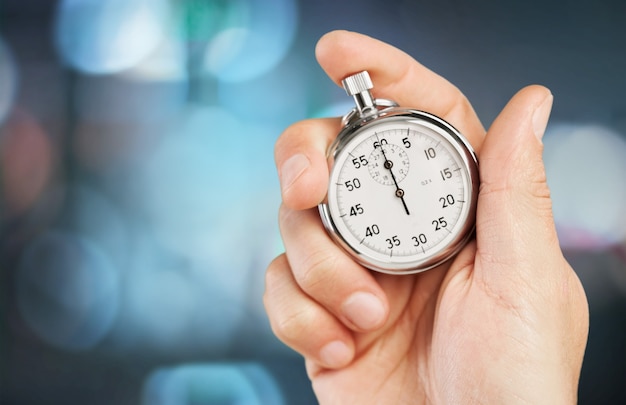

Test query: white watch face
[321,113,478,274]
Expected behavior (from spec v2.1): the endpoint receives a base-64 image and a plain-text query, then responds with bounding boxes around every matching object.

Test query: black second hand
[377,142,410,215]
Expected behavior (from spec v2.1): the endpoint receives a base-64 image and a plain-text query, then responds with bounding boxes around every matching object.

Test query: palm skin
[306,245,586,405]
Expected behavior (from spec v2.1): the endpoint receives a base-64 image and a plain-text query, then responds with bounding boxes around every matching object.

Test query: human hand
[264,30,589,404]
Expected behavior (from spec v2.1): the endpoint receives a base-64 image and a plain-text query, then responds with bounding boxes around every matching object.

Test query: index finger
[316,30,485,145]
[277,30,485,210]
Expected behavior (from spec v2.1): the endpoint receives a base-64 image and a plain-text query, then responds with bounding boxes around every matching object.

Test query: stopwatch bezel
[319,107,479,274]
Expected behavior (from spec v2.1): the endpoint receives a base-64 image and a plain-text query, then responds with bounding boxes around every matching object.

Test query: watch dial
[326,115,477,272]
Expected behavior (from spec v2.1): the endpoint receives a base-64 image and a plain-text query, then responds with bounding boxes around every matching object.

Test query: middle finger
[279,204,390,332]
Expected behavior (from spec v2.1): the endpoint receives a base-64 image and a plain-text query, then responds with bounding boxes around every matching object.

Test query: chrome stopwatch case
[319,71,479,274]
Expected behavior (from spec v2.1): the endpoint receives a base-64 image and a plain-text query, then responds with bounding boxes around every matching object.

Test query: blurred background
[0,0,624,403]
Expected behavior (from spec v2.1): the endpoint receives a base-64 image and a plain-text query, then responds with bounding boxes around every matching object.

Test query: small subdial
[367,143,410,185]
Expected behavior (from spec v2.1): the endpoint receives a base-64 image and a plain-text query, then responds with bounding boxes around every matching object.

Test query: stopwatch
[319,71,479,274]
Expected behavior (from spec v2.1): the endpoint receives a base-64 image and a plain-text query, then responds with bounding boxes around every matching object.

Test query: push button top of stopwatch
[342,71,377,117]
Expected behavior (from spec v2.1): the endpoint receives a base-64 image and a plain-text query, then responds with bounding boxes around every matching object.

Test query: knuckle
[278,203,314,236]
[264,254,288,291]
[438,91,478,132]
[298,249,339,295]
[263,256,285,313]
[272,305,317,344]
[264,254,316,345]
[445,93,473,118]
[278,203,296,229]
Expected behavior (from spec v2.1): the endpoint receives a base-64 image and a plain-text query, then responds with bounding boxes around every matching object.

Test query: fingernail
[280,154,309,193]
[532,93,553,141]
[319,340,352,368]
[342,292,386,331]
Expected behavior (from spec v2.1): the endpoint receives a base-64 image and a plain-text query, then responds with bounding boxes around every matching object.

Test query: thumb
[475,85,561,278]
[470,86,589,404]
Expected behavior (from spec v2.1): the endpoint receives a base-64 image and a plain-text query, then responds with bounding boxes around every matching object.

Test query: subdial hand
[378,145,410,215]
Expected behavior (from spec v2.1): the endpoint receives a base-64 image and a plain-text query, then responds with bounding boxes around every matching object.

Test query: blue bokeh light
[105,106,281,352]
[141,106,264,267]
[142,363,285,405]
[120,252,200,350]
[124,29,188,82]
[544,124,626,249]
[16,230,120,351]
[217,54,310,128]
[202,0,298,82]
[65,184,129,271]
[55,0,172,75]
[313,100,356,119]
[108,228,254,353]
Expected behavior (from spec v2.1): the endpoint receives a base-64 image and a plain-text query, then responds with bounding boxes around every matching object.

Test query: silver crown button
[342,71,376,116]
